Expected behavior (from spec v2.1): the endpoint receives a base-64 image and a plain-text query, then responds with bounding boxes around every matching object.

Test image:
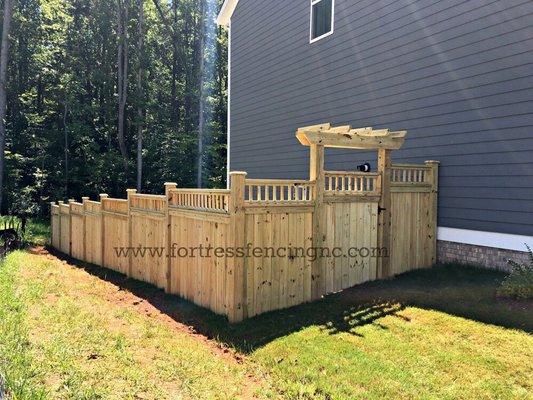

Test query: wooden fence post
[228,171,247,322]
[164,182,177,293]
[126,189,137,277]
[425,160,440,265]
[50,201,56,248]
[68,199,75,256]
[57,201,64,253]
[309,144,325,299]
[99,194,108,268]
[81,197,89,261]
[377,149,392,279]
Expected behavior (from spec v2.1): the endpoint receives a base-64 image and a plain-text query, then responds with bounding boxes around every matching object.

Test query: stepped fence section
[51,124,439,322]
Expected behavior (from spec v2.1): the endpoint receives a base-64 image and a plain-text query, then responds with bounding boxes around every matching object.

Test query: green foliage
[3,0,228,214]
[0,216,49,249]
[499,244,533,299]
[9,187,40,217]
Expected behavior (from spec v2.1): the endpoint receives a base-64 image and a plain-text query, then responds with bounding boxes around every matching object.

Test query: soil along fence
[51,124,439,322]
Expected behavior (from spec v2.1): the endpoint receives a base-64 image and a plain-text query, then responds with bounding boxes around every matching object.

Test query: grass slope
[0,246,532,400]
[0,251,260,400]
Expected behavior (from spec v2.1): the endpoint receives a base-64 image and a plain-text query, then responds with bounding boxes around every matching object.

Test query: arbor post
[309,144,325,299]
[425,160,440,265]
[377,149,392,279]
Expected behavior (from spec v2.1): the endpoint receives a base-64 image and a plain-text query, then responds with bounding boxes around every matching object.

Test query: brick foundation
[437,240,530,272]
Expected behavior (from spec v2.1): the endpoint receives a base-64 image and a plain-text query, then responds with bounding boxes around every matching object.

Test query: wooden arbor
[296,123,407,280]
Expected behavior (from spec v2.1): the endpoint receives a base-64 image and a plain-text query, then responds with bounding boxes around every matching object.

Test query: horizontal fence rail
[51,161,439,323]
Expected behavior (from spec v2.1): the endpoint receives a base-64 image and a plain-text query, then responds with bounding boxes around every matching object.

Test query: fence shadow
[47,247,532,354]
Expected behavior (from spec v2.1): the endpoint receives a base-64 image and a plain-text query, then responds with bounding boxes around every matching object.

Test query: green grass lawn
[0,251,259,400]
[0,216,50,246]
[0,244,531,399]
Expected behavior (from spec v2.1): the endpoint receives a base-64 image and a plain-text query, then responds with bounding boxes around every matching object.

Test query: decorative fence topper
[51,124,439,322]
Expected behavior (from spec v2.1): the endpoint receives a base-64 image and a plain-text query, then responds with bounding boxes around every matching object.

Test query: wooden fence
[390,163,439,275]
[50,125,439,322]
[50,162,438,322]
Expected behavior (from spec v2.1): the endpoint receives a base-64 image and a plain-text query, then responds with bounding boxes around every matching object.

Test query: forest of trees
[0,0,228,217]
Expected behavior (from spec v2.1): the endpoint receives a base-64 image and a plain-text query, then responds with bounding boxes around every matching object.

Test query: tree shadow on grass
[46,247,532,354]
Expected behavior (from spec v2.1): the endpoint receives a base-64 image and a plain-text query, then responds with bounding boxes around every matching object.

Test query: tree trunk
[151,0,181,128]
[196,0,205,188]
[170,0,179,128]
[0,0,13,214]
[63,103,69,196]
[117,0,129,172]
[136,0,143,192]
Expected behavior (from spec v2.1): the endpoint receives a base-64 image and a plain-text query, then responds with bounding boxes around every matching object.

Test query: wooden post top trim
[296,123,406,150]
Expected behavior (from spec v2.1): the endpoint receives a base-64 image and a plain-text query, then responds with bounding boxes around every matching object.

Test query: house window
[310,0,334,43]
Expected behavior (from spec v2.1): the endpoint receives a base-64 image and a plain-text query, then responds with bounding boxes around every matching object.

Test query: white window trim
[309,0,335,44]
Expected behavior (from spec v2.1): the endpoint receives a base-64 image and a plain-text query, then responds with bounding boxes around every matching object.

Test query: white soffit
[217,0,239,26]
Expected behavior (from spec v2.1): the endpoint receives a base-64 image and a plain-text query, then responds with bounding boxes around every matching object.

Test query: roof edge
[216,0,239,26]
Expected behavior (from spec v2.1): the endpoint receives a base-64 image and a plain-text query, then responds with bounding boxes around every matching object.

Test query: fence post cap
[68,199,75,203]
[229,171,247,176]
[50,201,56,206]
[164,182,177,198]
[81,196,90,201]
[126,189,137,193]
[99,193,109,200]
[164,182,177,192]
[425,160,440,164]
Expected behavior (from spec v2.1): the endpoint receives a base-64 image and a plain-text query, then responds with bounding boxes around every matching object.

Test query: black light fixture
[357,162,371,172]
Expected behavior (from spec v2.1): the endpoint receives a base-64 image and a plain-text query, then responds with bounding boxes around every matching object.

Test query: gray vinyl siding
[229,0,533,236]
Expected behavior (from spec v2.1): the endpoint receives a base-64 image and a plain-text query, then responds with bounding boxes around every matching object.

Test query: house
[217,0,533,270]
